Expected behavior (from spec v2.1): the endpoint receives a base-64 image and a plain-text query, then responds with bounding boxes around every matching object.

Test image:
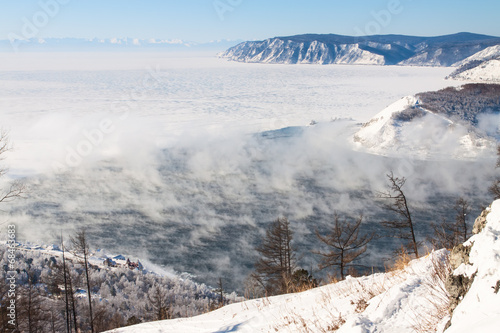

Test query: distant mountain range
[0,37,242,52]
[220,32,500,66]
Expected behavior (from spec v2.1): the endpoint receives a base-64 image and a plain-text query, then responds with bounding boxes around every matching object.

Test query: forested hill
[416,84,500,127]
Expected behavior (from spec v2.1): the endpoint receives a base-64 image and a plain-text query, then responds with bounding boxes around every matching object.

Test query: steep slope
[444,200,500,333]
[451,58,500,83]
[220,33,500,66]
[447,45,500,82]
[453,44,500,67]
[109,250,450,333]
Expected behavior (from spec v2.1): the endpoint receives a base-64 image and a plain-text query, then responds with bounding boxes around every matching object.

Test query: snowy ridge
[220,33,500,66]
[220,39,385,65]
[352,96,496,159]
[447,45,500,82]
[445,200,500,333]
[450,58,500,83]
[453,45,500,67]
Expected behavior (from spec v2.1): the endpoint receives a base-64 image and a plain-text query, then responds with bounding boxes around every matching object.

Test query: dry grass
[385,246,412,273]
[410,252,451,333]
[262,249,449,332]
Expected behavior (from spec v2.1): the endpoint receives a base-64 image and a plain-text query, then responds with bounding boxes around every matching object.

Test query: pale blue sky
[1,0,499,42]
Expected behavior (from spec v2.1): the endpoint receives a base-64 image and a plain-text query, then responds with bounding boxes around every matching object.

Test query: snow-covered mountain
[0,37,242,52]
[109,200,500,333]
[220,33,500,66]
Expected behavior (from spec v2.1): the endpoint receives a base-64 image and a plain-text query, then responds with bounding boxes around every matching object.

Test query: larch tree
[0,131,25,203]
[489,145,500,199]
[454,197,471,243]
[253,217,295,295]
[70,229,94,333]
[147,284,171,320]
[314,214,374,280]
[378,172,419,258]
[0,132,25,331]
[429,197,471,249]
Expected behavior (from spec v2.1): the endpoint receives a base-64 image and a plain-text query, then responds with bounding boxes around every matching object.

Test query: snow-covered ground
[353,96,497,159]
[106,199,500,333]
[445,200,500,333]
[452,58,500,83]
[108,252,449,333]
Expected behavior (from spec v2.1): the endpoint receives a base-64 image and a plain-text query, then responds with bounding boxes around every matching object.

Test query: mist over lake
[1,55,494,290]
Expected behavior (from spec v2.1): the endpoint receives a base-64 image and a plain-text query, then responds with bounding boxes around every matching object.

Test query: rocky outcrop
[472,208,490,234]
[444,205,491,328]
[446,244,475,314]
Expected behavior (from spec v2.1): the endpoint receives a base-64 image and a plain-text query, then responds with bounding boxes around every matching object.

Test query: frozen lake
[0,54,493,290]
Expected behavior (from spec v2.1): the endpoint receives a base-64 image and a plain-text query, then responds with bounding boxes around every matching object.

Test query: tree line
[246,167,492,297]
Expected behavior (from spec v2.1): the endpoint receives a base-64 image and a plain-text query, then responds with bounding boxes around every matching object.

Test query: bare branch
[314,214,374,280]
[378,171,419,258]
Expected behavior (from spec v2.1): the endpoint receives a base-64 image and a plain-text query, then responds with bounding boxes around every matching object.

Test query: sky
[1,0,499,43]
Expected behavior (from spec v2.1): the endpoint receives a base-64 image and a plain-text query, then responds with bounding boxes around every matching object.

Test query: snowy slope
[220,39,386,65]
[444,199,500,333]
[109,251,450,333]
[447,45,500,82]
[220,33,500,66]
[451,58,500,82]
[352,96,495,159]
[453,45,500,67]
[105,199,500,333]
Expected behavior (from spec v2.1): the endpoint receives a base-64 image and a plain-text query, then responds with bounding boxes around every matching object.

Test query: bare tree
[216,278,225,308]
[253,217,295,295]
[17,271,48,333]
[60,234,76,333]
[378,172,419,258]
[454,197,470,243]
[490,145,500,199]
[314,214,374,280]
[147,284,171,320]
[0,131,25,206]
[429,197,471,249]
[429,217,458,250]
[70,229,94,333]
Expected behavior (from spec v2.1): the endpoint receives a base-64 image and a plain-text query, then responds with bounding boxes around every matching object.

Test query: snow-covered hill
[352,95,496,159]
[446,45,500,82]
[452,45,500,67]
[452,58,500,82]
[220,33,500,66]
[108,200,500,333]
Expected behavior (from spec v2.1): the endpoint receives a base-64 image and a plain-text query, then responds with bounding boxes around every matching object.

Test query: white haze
[0,54,496,290]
